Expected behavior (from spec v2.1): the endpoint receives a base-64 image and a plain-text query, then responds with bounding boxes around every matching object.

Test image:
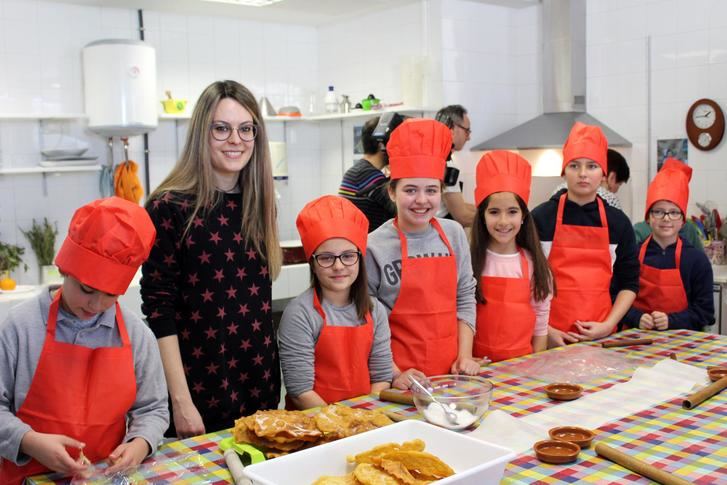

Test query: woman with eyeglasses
[366,119,480,390]
[278,196,392,409]
[622,159,714,332]
[140,80,281,437]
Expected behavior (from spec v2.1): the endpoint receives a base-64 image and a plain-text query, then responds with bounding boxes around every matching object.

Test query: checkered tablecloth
[28,329,726,484]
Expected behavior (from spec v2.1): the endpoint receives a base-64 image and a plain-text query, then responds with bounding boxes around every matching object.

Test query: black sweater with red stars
[141,191,280,434]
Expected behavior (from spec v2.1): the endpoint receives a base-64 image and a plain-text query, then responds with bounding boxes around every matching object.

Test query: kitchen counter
[27,329,727,484]
[0,265,310,322]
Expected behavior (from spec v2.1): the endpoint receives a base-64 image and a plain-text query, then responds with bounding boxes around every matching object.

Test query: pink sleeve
[525,250,551,336]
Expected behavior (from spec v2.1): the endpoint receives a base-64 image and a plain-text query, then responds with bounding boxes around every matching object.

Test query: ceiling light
[201,0,284,6]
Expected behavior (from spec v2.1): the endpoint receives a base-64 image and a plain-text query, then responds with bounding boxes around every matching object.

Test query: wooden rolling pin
[682,376,727,410]
[601,338,653,348]
[223,449,252,485]
[384,410,414,422]
[594,443,692,485]
[379,389,414,405]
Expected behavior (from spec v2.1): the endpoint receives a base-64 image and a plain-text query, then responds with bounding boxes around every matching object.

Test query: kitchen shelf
[0,165,102,175]
[157,106,434,123]
[0,113,87,120]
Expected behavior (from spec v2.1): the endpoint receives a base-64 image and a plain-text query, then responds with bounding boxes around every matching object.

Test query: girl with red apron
[280,196,392,410]
[628,158,696,330]
[470,151,552,362]
[0,197,159,484]
[368,119,479,384]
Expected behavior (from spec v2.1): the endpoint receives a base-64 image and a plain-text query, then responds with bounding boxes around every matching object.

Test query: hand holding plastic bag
[70,452,217,485]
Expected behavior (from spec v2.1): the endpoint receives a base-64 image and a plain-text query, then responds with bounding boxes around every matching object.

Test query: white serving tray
[244,420,515,485]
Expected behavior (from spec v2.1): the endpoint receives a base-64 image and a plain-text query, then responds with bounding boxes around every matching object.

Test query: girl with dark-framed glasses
[278,196,392,410]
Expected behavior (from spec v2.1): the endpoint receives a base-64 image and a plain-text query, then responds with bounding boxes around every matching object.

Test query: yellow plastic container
[161,99,187,114]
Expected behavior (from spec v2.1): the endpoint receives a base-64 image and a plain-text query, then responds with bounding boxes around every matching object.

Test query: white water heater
[83,39,157,136]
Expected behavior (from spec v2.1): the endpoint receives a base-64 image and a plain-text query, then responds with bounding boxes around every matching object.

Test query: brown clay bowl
[548,426,595,449]
[707,367,727,382]
[533,439,580,464]
[544,383,583,401]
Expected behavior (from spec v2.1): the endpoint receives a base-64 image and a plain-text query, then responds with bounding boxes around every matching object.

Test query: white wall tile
[675,30,710,67]
[647,0,678,37]
[649,34,678,71]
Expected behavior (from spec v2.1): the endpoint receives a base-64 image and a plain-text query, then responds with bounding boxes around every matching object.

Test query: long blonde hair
[149,80,281,278]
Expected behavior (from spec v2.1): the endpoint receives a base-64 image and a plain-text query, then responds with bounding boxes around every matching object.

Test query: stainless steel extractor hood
[472,0,631,150]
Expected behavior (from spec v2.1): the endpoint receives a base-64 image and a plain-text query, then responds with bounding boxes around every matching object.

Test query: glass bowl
[411,375,493,430]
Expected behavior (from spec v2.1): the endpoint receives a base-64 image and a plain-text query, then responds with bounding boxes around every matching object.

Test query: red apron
[312,292,374,403]
[474,250,535,362]
[1,290,136,485]
[388,218,459,376]
[548,194,613,333]
[633,235,688,314]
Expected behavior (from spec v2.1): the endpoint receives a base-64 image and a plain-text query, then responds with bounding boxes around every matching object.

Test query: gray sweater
[0,287,169,466]
[365,218,477,329]
[278,288,393,398]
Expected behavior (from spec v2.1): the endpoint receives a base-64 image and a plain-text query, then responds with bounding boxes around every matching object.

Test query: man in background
[434,105,476,227]
[339,116,395,232]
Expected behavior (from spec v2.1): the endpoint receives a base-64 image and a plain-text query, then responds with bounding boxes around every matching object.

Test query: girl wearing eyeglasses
[278,196,392,409]
[141,80,281,437]
[622,159,714,331]
[366,119,480,390]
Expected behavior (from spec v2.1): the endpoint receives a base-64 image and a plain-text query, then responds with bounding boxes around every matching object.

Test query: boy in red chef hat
[531,122,639,347]
[279,195,392,409]
[0,197,169,484]
[622,159,714,331]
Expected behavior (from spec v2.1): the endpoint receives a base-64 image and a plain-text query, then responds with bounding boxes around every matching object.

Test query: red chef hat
[296,195,369,259]
[561,122,608,175]
[474,150,532,206]
[644,158,692,219]
[55,197,156,295]
[387,118,452,180]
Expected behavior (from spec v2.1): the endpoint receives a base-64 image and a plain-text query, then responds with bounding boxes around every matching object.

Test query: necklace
[216,185,241,194]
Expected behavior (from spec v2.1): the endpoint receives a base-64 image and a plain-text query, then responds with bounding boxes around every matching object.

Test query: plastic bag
[495,345,646,384]
[70,452,218,485]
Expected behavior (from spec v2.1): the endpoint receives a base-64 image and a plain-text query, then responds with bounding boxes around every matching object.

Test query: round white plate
[0,285,37,294]
[40,160,100,167]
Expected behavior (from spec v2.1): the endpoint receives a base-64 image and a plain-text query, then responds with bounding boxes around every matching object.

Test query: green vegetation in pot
[0,240,27,273]
[21,218,58,266]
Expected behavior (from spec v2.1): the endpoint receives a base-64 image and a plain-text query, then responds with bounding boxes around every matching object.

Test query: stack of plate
[40,145,98,167]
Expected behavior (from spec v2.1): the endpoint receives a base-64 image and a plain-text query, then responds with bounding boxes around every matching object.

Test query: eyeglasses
[455,123,471,135]
[312,251,361,268]
[210,122,258,142]
[650,208,683,220]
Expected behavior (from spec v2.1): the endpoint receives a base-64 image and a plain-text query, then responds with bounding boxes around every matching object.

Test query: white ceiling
[45,0,539,26]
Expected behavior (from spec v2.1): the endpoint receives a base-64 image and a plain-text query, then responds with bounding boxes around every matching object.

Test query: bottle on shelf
[324,85,338,114]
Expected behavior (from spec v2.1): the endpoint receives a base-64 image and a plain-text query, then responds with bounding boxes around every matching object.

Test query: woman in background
[141,80,281,437]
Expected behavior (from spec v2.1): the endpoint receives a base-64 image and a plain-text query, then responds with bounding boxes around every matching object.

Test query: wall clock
[686,98,725,151]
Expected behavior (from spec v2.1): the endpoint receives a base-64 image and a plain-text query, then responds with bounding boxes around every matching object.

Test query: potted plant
[0,240,27,290]
[21,218,60,284]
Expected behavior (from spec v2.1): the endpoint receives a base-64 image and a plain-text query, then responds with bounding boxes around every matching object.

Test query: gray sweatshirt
[278,288,393,398]
[365,218,476,329]
[0,287,169,466]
